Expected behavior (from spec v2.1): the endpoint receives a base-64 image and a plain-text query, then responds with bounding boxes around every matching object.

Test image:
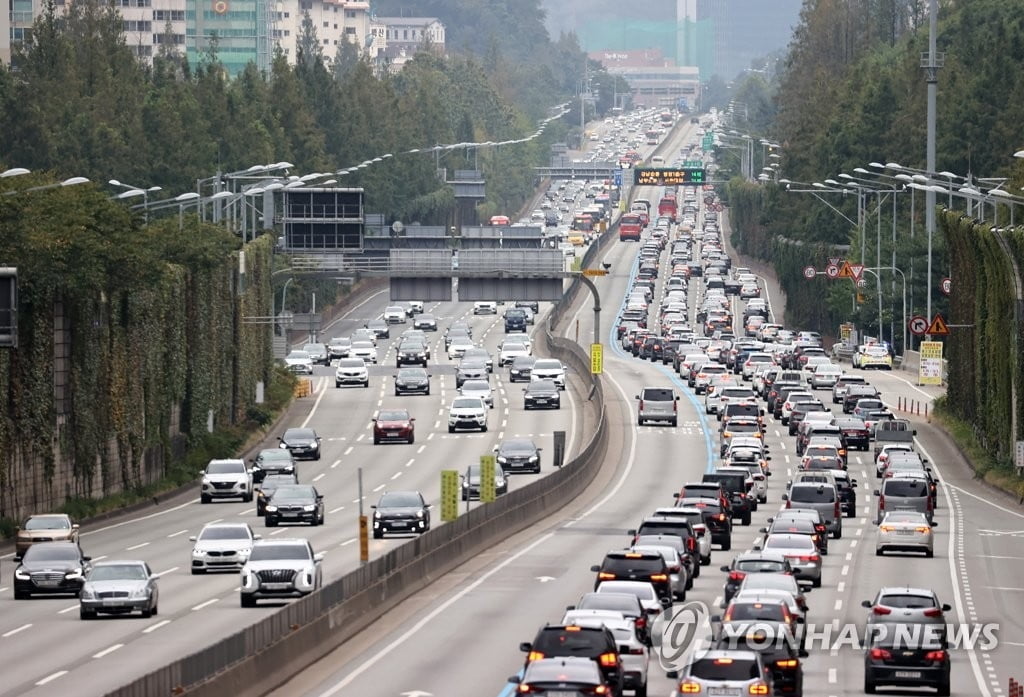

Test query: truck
[658,195,678,222]
[619,213,643,242]
[873,418,916,460]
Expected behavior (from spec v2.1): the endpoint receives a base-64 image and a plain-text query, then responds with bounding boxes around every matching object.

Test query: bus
[645,129,660,146]
[660,111,674,125]
[619,213,643,241]
[658,195,678,222]
[571,214,594,232]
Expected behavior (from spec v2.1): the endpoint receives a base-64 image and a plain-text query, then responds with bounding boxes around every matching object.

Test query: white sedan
[447,337,476,360]
[349,340,378,364]
[284,351,314,375]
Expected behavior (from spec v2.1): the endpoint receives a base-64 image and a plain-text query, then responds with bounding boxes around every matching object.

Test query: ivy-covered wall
[0,181,273,523]
[942,211,1024,465]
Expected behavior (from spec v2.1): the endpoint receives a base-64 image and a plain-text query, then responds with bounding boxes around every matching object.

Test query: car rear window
[736,559,788,573]
[725,404,760,418]
[882,480,928,497]
[637,522,692,539]
[603,555,665,575]
[641,388,674,401]
[703,474,746,492]
[727,602,787,622]
[878,594,937,609]
[532,628,608,656]
[790,486,836,503]
[689,657,759,680]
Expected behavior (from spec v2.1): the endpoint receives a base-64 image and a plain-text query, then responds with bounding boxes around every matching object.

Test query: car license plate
[282,511,299,517]
[37,579,60,587]
[263,582,290,590]
[894,671,922,679]
[391,521,408,527]
[544,692,578,697]
[897,529,914,535]
[535,399,547,404]
[708,689,741,696]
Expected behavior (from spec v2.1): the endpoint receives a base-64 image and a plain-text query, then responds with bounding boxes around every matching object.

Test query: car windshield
[689,657,760,680]
[452,398,482,409]
[533,360,562,370]
[352,341,374,349]
[23,545,79,561]
[248,544,311,562]
[206,461,244,474]
[284,429,316,440]
[261,476,295,487]
[199,526,250,540]
[24,516,70,530]
[379,493,423,508]
[764,535,815,551]
[272,486,315,501]
[287,352,310,360]
[339,359,365,368]
[378,411,409,421]
[500,439,535,455]
[462,381,489,391]
[398,369,427,379]
[89,564,147,581]
[258,449,292,462]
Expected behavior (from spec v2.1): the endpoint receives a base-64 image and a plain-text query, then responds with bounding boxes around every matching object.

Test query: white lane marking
[143,619,172,634]
[191,598,219,611]
[0,587,7,593]
[329,506,346,514]
[356,434,365,442]
[3,623,31,637]
[391,472,402,480]
[344,446,354,456]
[845,552,853,561]
[837,582,846,593]
[208,519,223,524]
[340,538,357,546]
[238,508,255,516]
[299,378,332,429]
[372,484,385,492]
[331,460,342,469]
[126,542,150,551]
[944,482,1024,519]
[76,498,199,540]
[313,473,325,482]
[269,528,288,536]
[35,671,68,686]
[404,459,415,468]
[834,599,843,611]
[314,334,642,697]
[58,605,78,615]
[428,433,435,441]
[417,445,426,454]
[167,529,189,538]
[840,565,850,576]
[93,643,124,659]
[155,567,179,577]
[984,586,1024,592]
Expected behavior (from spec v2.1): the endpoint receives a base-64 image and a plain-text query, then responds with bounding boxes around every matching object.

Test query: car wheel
[741,512,752,526]
[864,680,877,694]
[448,426,455,433]
[876,548,884,556]
[336,382,342,388]
[151,603,158,616]
[701,554,711,566]
[80,608,96,620]
[847,508,856,518]
[637,417,644,426]
[925,549,934,558]
[363,380,369,387]
[266,518,277,527]
[812,576,822,588]
[425,388,430,396]
[481,425,488,432]
[240,594,257,608]
[244,491,253,503]
[13,588,28,600]
[373,530,383,539]
[759,495,767,504]
[374,437,380,444]
[721,538,732,552]
[833,528,842,540]
[141,606,153,619]
[395,390,400,396]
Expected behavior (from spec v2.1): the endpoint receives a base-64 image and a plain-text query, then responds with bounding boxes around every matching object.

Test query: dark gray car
[524,379,561,409]
[264,485,325,527]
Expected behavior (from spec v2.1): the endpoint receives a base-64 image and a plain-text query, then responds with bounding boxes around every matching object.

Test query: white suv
[239,538,323,607]
[448,397,488,433]
[200,459,254,504]
[335,358,369,388]
[530,359,567,389]
[473,301,497,315]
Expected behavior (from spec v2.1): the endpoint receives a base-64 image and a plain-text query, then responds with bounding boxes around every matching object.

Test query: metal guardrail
[106,256,611,697]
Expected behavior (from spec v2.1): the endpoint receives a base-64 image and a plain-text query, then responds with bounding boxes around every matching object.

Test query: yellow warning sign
[926,313,950,336]
[837,261,854,279]
[590,343,603,374]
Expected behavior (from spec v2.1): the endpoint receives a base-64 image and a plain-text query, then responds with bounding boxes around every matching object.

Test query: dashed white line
[126,542,150,551]
[340,538,357,546]
[840,565,849,576]
[329,505,346,514]
[58,604,78,614]
[343,446,354,455]
[837,582,846,593]
[167,529,189,538]
[828,668,838,683]
[35,671,67,686]
[155,566,179,577]
[142,619,172,634]
[404,459,415,468]
[391,472,402,480]
[269,528,289,536]
[3,623,31,637]
[93,643,124,659]
[92,555,108,562]
[834,599,843,611]
[331,459,342,469]
[372,484,385,492]
[191,598,219,611]
[417,445,426,454]
[845,552,853,561]
[237,508,255,516]
[428,432,435,440]
[313,473,325,482]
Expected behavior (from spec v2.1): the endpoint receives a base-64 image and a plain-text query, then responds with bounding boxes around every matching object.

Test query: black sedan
[394,368,431,396]
[13,541,92,598]
[250,448,295,483]
[278,427,321,460]
[508,356,536,382]
[264,485,325,527]
[461,463,509,500]
[524,379,560,410]
[256,473,299,516]
[494,438,542,474]
[372,490,431,538]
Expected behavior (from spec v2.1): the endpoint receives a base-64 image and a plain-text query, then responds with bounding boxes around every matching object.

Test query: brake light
[668,565,681,573]
[872,606,892,615]
[717,513,726,521]
[527,650,545,661]
[748,683,770,695]
[925,650,947,661]
[923,608,943,618]
[517,684,531,693]
[638,400,645,411]
[870,648,892,660]
[927,496,934,512]
[598,572,616,581]
[798,554,820,563]
[650,574,669,582]
[678,683,701,694]
[814,524,825,533]
[834,500,841,519]
[915,526,932,533]
[879,525,896,532]
[878,494,885,509]
[635,617,646,629]
[687,538,697,552]
[785,499,791,509]
[598,652,618,667]
[776,659,798,668]
[728,570,746,582]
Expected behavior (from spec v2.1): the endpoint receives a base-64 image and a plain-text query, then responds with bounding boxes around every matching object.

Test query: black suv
[628,517,701,574]
[675,495,733,550]
[264,485,324,527]
[702,471,753,525]
[520,625,624,695]
[864,626,951,695]
[372,490,431,538]
[504,308,528,333]
[591,550,673,602]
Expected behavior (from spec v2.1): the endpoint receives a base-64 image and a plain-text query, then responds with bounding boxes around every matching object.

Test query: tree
[295,10,324,71]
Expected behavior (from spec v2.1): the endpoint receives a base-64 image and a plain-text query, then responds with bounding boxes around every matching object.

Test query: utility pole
[923,0,942,333]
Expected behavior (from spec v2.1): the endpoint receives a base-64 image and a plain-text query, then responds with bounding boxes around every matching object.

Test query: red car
[372,409,415,444]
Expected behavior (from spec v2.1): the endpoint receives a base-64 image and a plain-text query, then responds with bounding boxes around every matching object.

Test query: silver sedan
[79,560,159,619]
[875,511,935,557]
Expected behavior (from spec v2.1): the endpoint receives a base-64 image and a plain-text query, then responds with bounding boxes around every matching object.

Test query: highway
[0,295,583,697]
[264,187,1024,697]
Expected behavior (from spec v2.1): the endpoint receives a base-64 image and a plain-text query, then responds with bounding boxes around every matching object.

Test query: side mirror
[507,676,521,684]
[627,529,637,536]
[666,670,679,679]
[660,597,672,608]
[861,600,872,608]
[253,534,263,540]
[83,556,92,562]
[199,470,206,476]
[799,648,810,658]
[425,503,432,508]
[313,552,325,562]
[931,520,939,527]
[781,494,788,501]
[566,605,576,611]
[370,505,377,510]
[519,642,532,653]
[590,565,601,572]
[873,490,881,496]
[710,614,722,623]
[942,604,952,612]
[189,536,197,542]
[758,527,768,533]
[672,492,680,499]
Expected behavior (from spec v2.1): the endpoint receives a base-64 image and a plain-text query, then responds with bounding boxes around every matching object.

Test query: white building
[375,16,445,62]
[274,0,370,64]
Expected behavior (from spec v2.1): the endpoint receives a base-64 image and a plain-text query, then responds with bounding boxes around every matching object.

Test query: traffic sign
[440,470,460,521]
[926,313,950,336]
[582,268,608,277]
[828,257,842,266]
[837,261,854,279]
[479,455,496,503]
[613,169,623,187]
[849,264,865,283]
[825,264,840,279]
[802,266,816,280]
[941,277,952,296]
[856,278,868,289]
[590,343,603,375]
[908,315,929,336]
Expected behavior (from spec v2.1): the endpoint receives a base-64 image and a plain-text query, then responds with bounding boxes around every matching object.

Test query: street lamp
[1,168,31,178]
[3,176,90,197]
